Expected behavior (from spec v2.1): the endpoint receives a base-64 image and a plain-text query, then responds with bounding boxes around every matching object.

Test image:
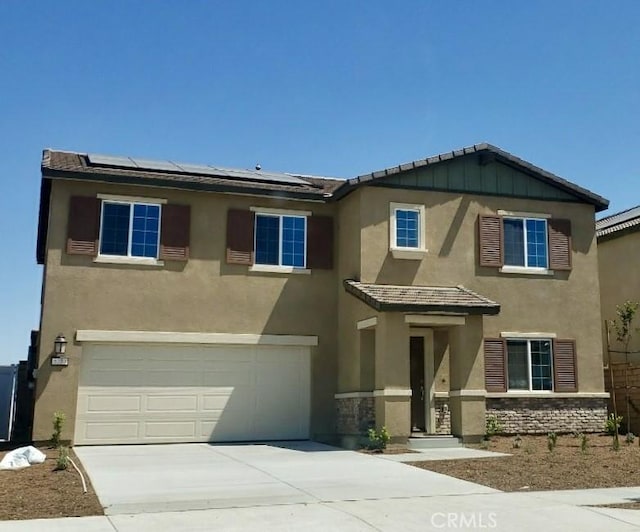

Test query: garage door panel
[75,343,310,444]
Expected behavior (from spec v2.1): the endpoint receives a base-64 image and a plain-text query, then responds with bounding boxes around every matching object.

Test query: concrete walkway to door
[74,441,495,515]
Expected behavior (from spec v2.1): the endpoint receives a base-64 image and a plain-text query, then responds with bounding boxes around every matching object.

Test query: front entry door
[410,336,425,432]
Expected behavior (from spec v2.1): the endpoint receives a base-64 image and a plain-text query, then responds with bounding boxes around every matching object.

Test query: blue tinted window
[281,216,305,267]
[530,340,553,391]
[526,219,547,268]
[131,204,160,258]
[395,209,419,248]
[503,219,525,266]
[504,217,548,268]
[100,203,131,256]
[255,215,280,265]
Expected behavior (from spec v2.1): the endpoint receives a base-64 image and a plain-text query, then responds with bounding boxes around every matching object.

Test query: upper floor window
[99,201,161,259]
[503,217,548,268]
[478,212,572,273]
[255,213,306,268]
[226,208,333,271]
[390,203,426,259]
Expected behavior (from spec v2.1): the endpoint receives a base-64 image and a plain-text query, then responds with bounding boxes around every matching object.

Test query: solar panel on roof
[87,153,137,168]
[131,159,182,172]
[88,154,310,186]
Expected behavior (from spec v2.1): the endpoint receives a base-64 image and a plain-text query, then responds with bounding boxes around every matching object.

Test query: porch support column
[448,314,486,443]
[374,313,411,442]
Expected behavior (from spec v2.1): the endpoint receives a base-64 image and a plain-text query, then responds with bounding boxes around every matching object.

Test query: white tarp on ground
[0,446,46,470]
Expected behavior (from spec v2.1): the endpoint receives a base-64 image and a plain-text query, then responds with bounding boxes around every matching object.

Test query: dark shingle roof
[339,143,609,211]
[42,150,345,200]
[596,205,640,238]
[344,280,500,314]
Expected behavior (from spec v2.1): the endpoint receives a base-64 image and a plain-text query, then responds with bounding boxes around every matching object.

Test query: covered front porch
[336,281,500,446]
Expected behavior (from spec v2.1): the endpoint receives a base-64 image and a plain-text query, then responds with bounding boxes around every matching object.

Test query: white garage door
[74,343,310,445]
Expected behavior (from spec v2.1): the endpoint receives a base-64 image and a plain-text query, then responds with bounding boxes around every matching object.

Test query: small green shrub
[55,446,69,471]
[366,426,390,451]
[626,432,635,445]
[480,439,490,450]
[512,435,522,449]
[51,411,66,448]
[485,415,503,440]
[579,433,588,453]
[613,435,621,452]
[547,432,558,452]
[604,413,623,435]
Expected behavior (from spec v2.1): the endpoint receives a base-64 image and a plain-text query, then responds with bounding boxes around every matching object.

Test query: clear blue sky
[0,1,638,364]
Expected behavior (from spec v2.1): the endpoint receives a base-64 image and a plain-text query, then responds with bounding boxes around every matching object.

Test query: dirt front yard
[0,447,103,520]
[412,434,640,492]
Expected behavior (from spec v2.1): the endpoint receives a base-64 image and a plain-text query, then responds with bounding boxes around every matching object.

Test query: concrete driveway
[74,441,495,515]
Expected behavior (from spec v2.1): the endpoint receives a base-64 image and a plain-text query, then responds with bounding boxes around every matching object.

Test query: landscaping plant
[579,433,588,453]
[625,432,635,445]
[51,411,66,448]
[604,412,623,453]
[366,426,390,451]
[512,435,522,449]
[55,446,70,471]
[547,432,558,452]
[485,415,503,441]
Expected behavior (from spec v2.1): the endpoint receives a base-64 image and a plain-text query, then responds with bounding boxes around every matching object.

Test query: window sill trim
[487,392,609,399]
[499,266,553,276]
[390,248,428,260]
[94,256,165,267]
[249,264,311,275]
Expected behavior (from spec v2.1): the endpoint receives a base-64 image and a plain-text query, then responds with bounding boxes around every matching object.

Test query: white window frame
[252,211,308,271]
[502,216,549,271]
[98,200,162,261]
[389,202,427,260]
[505,337,554,393]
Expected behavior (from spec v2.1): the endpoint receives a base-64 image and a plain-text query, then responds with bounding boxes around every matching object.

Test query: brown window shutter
[553,339,578,392]
[548,219,572,271]
[478,215,504,267]
[160,204,191,261]
[67,196,101,256]
[307,215,333,270]
[226,209,255,265]
[484,338,507,392]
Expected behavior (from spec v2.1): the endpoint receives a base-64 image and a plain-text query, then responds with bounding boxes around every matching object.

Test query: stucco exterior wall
[34,180,339,442]
[356,186,605,393]
[598,230,640,361]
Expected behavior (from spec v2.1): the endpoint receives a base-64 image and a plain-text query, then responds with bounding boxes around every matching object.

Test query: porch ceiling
[343,280,500,315]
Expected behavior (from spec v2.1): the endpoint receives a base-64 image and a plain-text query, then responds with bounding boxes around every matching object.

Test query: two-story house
[33,143,609,446]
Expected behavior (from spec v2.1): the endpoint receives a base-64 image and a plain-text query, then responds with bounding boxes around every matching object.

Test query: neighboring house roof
[338,142,609,211]
[41,150,345,201]
[344,280,500,315]
[596,205,640,239]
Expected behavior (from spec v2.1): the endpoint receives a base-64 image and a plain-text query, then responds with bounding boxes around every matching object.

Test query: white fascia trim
[497,210,551,219]
[373,388,412,397]
[434,391,450,398]
[357,317,378,330]
[76,330,319,347]
[97,193,167,204]
[487,392,610,399]
[405,314,466,326]
[250,206,312,216]
[500,332,557,339]
[94,256,165,267]
[499,266,554,276]
[334,391,374,399]
[449,389,487,398]
[249,264,311,275]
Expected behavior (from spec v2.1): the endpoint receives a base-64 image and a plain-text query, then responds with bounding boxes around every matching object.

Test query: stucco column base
[374,395,410,443]
[449,394,486,443]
